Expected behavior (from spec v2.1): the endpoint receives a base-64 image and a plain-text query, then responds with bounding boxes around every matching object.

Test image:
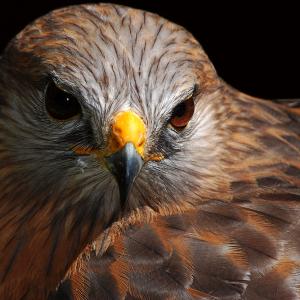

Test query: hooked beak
[105,142,143,206]
[105,110,146,206]
[73,110,163,205]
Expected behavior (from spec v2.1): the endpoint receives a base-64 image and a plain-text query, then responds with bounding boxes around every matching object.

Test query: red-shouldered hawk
[0,3,300,300]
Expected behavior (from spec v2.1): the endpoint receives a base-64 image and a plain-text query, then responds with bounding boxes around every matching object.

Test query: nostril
[137,137,145,147]
[109,135,122,151]
[113,127,122,135]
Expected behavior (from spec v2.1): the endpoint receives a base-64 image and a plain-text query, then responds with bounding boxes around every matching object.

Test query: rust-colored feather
[0,3,300,300]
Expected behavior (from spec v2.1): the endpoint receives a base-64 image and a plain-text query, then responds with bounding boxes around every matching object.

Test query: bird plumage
[53,91,300,300]
[0,3,299,300]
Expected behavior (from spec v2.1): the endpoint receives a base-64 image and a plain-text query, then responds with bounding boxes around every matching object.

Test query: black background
[0,1,299,99]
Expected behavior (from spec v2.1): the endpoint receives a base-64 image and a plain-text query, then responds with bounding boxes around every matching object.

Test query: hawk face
[0,4,227,234]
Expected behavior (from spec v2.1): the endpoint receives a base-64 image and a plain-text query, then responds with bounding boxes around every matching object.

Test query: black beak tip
[105,143,143,206]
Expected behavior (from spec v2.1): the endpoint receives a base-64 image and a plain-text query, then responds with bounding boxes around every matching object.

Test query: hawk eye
[45,81,81,120]
[169,97,195,130]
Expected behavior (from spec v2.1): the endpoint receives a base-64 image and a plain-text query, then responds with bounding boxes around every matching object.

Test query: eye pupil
[45,81,81,120]
[170,97,195,130]
[172,103,186,118]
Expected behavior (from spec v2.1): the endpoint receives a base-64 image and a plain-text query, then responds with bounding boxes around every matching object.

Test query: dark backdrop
[0,1,299,99]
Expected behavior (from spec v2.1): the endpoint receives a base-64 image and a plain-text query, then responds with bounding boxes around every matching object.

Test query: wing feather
[50,92,300,299]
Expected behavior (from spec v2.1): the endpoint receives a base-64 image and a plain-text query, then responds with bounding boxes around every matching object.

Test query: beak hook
[105,142,143,206]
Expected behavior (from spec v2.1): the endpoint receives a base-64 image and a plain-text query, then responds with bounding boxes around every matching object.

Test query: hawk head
[0,4,227,224]
[0,4,230,292]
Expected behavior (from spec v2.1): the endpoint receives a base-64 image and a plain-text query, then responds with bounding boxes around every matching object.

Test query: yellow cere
[109,111,146,157]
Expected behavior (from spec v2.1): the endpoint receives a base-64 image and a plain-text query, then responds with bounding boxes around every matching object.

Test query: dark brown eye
[45,81,81,120]
[169,97,195,129]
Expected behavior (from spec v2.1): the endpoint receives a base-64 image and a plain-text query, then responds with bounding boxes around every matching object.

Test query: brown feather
[0,3,300,300]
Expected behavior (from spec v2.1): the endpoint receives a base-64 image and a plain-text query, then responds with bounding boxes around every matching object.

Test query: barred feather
[0,3,299,300]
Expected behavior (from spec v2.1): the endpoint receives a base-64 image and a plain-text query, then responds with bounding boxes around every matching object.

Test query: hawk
[0,3,300,300]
